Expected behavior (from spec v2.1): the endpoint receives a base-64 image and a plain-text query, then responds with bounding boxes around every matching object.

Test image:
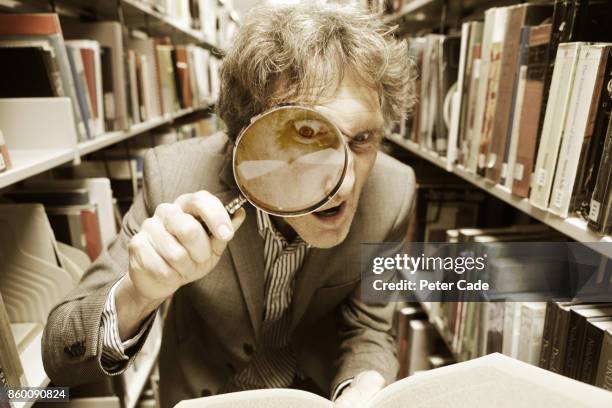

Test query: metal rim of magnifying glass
[231,105,349,217]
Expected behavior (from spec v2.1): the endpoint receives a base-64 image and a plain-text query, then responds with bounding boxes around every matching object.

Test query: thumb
[334,371,385,408]
[210,207,246,257]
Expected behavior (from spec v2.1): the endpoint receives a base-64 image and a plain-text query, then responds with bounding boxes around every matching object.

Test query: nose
[336,151,355,199]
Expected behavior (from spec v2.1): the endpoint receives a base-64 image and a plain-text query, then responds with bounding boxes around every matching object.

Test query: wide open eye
[292,119,326,144]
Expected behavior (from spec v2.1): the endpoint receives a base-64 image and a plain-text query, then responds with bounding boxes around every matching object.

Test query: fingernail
[218,224,232,240]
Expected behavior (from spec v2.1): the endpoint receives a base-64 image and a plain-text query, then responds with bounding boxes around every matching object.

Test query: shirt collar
[255,208,310,249]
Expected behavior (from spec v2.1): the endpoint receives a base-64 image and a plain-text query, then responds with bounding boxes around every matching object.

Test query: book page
[175,389,332,408]
[370,353,612,408]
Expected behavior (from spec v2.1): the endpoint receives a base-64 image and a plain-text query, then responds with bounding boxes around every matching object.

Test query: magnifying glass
[222,105,349,217]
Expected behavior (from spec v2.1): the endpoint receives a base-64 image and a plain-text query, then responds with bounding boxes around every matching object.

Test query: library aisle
[0,1,611,408]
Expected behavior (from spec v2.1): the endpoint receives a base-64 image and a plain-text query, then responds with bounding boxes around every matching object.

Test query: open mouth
[313,201,346,219]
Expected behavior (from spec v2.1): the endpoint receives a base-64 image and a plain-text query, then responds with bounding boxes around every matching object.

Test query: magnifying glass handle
[224,195,248,215]
[198,195,247,237]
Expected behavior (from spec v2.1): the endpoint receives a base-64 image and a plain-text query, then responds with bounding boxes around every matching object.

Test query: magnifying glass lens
[234,107,347,216]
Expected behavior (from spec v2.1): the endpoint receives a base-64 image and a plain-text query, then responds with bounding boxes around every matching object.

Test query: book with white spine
[549,44,611,218]
[529,42,583,210]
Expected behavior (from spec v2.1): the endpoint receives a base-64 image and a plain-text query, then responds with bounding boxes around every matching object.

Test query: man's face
[280,75,384,248]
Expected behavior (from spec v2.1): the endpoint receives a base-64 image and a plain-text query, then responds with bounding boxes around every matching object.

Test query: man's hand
[334,371,385,408]
[116,191,246,339]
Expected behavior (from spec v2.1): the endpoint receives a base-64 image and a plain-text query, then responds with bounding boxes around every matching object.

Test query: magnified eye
[292,119,326,144]
[298,125,314,138]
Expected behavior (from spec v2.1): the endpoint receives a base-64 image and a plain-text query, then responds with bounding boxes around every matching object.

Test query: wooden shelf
[1,105,212,190]
[0,149,76,190]
[385,134,612,257]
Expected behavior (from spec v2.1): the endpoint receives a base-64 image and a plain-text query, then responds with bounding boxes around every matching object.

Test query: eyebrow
[342,126,384,139]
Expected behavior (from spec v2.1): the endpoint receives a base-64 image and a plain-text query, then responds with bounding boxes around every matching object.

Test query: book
[501,26,530,189]
[61,20,129,131]
[100,45,115,131]
[530,42,583,210]
[174,45,193,109]
[128,37,163,121]
[549,44,612,218]
[562,305,612,378]
[0,40,63,97]
[66,43,93,140]
[517,302,546,365]
[67,40,104,136]
[477,7,507,177]
[466,7,496,173]
[588,111,612,234]
[456,22,483,167]
[0,13,87,140]
[512,24,553,198]
[156,44,180,115]
[485,4,552,183]
[174,353,612,408]
[127,49,141,124]
[571,45,612,217]
[579,319,612,384]
[595,326,612,389]
[0,130,11,173]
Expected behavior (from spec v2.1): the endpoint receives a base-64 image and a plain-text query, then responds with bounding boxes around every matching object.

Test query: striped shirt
[100,209,310,390]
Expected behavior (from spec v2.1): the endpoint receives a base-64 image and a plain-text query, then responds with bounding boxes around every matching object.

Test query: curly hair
[216,1,416,141]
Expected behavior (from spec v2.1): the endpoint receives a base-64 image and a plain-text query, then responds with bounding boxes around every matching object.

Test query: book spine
[549,305,571,373]
[588,112,612,233]
[538,301,555,369]
[595,330,612,390]
[466,8,496,173]
[580,321,606,384]
[529,43,581,210]
[535,0,571,143]
[502,25,530,188]
[478,9,505,177]
[512,24,553,197]
[562,311,583,378]
[486,6,525,183]
[571,48,612,216]
[549,45,606,218]
[41,44,65,97]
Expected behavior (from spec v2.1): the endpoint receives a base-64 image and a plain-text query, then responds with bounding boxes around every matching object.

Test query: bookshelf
[0,0,236,55]
[385,134,612,258]
[76,106,209,156]
[0,2,231,407]
[0,105,212,190]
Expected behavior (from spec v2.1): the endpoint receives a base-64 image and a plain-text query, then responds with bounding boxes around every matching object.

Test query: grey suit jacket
[42,133,416,407]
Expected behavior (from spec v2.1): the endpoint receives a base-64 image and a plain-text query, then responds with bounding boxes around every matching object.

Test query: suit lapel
[226,201,265,340]
[290,248,331,330]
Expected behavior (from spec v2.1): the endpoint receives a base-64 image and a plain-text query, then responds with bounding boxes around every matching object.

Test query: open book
[175,353,612,408]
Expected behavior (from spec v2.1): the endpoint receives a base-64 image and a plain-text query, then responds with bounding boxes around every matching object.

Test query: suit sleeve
[331,166,416,390]
[42,149,163,386]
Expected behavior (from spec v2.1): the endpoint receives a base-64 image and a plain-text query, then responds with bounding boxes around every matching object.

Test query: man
[42,3,416,407]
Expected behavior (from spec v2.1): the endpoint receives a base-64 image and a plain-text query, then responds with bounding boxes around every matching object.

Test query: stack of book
[403,1,612,235]
[0,13,221,142]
